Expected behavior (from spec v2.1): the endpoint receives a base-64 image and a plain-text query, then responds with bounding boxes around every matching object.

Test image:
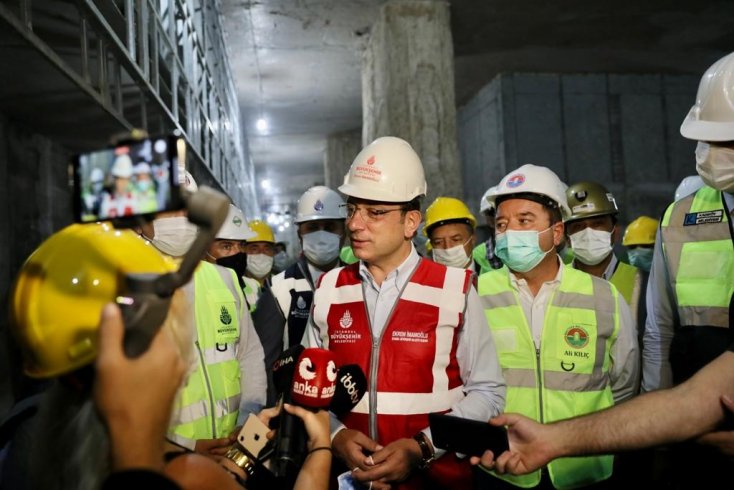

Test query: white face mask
[569,227,613,266]
[302,230,341,267]
[432,239,472,268]
[150,216,198,257]
[246,253,273,278]
[695,142,734,192]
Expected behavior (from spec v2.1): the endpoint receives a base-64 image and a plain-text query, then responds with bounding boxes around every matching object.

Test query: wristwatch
[412,431,435,470]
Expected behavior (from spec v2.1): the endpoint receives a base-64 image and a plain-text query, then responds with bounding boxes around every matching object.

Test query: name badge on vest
[561,326,592,370]
[683,210,724,226]
[216,304,239,344]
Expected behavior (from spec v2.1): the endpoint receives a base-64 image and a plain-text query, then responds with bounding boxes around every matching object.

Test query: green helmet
[565,182,618,222]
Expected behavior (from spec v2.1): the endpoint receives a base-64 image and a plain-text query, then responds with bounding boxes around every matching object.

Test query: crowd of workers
[1,51,733,490]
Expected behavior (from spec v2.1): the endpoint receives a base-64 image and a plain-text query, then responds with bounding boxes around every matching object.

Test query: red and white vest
[313,259,473,488]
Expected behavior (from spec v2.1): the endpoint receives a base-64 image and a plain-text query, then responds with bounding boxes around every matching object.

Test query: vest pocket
[493,327,518,353]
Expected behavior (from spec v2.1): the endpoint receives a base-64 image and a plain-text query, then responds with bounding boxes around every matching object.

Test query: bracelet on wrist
[307,446,332,456]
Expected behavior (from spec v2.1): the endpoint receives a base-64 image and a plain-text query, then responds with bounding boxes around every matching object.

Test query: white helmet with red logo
[487,164,570,219]
[295,186,346,223]
[338,136,427,202]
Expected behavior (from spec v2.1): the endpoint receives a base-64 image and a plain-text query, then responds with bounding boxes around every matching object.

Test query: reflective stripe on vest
[270,259,313,349]
[313,261,471,426]
[661,186,734,328]
[314,259,472,487]
[478,264,618,488]
[170,262,243,447]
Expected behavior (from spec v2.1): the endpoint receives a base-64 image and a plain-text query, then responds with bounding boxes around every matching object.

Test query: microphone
[329,364,367,417]
[273,348,337,484]
[272,344,305,401]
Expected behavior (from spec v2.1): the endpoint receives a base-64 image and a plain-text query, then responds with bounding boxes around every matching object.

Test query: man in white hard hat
[641,52,734,486]
[204,204,257,288]
[302,136,506,490]
[133,162,158,213]
[254,185,347,404]
[477,164,639,490]
[138,172,267,456]
[99,153,138,218]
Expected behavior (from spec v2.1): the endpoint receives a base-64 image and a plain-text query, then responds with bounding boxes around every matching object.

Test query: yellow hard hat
[423,197,476,236]
[622,216,659,246]
[10,223,177,378]
[247,219,275,244]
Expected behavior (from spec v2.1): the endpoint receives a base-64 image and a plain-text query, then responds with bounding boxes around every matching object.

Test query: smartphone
[429,412,509,457]
[72,135,184,222]
[238,413,272,460]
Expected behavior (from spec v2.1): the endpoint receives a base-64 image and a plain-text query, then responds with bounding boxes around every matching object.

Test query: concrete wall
[458,73,699,224]
[0,113,74,413]
[363,0,461,203]
[324,129,361,189]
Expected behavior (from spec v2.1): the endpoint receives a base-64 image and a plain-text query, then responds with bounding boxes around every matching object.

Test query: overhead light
[256,118,268,132]
[278,225,285,232]
[261,179,270,190]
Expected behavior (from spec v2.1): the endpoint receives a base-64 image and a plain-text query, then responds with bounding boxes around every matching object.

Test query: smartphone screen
[73,135,183,222]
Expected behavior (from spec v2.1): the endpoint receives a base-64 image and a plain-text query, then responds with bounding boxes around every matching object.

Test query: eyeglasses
[340,203,406,223]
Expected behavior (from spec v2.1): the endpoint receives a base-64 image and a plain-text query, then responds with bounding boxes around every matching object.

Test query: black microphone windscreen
[329,364,367,417]
[272,344,305,398]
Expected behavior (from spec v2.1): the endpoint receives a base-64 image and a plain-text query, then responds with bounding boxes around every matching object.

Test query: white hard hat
[339,136,427,202]
[680,52,734,142]
[133,162,152,175]
[674,175,705,201]
[488,164,571,219]
[480,186,497,214]
[178,166,198,192]
[294,185,346,224]
[111,154,133,178]
[217,204,256,240]
[90,167,104,183]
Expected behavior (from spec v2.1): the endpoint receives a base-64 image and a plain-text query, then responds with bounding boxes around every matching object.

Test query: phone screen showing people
[74,135,182,222]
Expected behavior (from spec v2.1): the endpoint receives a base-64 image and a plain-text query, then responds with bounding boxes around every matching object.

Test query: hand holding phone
[429,413,509,457]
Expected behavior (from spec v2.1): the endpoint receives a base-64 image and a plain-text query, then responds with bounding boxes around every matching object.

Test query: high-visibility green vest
[473,242,491,275]
[661,186,734,328]
[609,261,638,308]
[478,264,619,489]
[242,275,261,313]
[169,262,243,448]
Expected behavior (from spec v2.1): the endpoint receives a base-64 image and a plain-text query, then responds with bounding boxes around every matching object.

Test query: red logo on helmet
[507,174,525,188]
[366,155,375,165]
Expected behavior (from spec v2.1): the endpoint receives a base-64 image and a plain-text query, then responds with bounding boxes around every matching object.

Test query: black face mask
[216,252,247,288]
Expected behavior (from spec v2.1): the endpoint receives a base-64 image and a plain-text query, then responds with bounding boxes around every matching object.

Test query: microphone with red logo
[273,347,337,483]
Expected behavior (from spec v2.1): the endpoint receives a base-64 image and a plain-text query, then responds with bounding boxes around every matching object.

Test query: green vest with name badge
[478,264,619,489]
[169,262,242,446]
[661,186,734,328]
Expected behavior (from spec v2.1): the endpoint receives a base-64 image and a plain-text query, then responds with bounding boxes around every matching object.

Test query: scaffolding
[0,0,257,212]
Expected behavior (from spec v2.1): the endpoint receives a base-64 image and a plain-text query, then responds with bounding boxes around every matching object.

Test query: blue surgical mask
[495,227,553,273]
[627,248,653,273]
